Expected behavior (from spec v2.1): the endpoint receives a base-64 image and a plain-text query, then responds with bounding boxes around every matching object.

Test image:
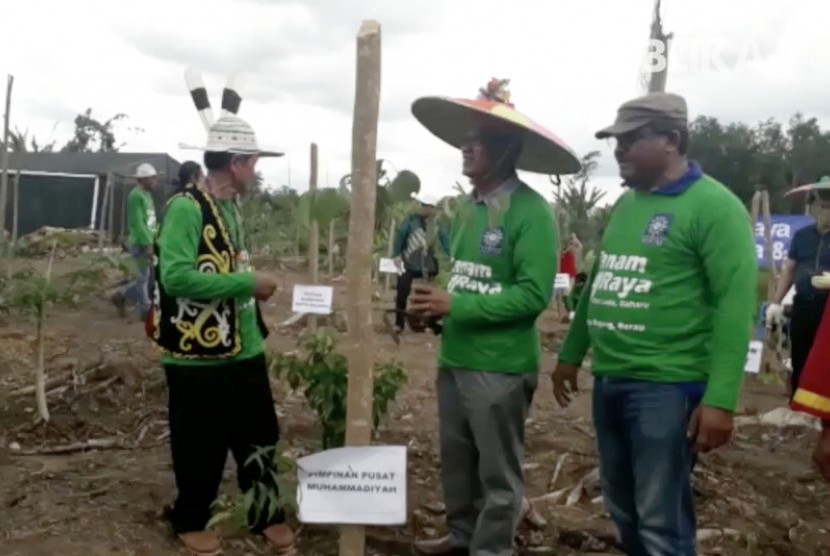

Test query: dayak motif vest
[148,185,267,359]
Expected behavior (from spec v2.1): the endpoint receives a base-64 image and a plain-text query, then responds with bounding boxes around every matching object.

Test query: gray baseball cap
[595,92,688,139]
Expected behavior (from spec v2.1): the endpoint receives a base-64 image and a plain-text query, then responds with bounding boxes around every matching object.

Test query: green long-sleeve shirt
[440,179,558,374]
[126,187,157,247]
[157,195,262,366]
[558,165,757,411]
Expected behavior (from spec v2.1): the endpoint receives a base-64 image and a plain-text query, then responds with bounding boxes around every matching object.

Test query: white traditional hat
[131,162,158,178]
[178,68,283,158]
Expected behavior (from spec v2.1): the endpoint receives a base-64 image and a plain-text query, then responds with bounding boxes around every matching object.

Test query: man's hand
[551,362,580,408]
[811,272,830,290]
[393,256,403,271]
[764,302,783,329]
[409,283,451,317]
[687,406,733,453]
[812,427,830,481]
[253,272,277,301]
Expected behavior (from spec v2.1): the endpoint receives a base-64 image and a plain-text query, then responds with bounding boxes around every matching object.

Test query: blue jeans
[121,246,152,316]
[592,376,702,556]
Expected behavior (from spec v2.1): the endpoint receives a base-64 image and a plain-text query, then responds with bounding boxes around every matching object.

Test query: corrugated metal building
[4,152,181,243]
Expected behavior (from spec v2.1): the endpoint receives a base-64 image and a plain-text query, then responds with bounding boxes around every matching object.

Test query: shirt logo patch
[479,226,505,255]
[642,213,673,246]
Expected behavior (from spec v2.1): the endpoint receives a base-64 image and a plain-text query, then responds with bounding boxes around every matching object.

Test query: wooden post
[11,170,20,243]
[308,143,320,331]
[340,20,381,556]
[646,0,672,93]
[0,75,13,244]
[107,172,116,245]
[384,218,396,291]
[328,219,336,275]
[98,174,111,249]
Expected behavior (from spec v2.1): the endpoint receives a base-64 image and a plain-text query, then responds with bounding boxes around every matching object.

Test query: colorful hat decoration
[411,78,581,175]
[178,68,282,158]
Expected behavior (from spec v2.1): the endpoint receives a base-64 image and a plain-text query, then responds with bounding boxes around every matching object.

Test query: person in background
[110,162,158,320]
[408,78,578,556]
[558,233,580,279]
[392,199,450,333]
[552,92,757,556]
[564,271,588,320]
[171,160,205,197]
[766,181,830,396]
[148,71,294,556]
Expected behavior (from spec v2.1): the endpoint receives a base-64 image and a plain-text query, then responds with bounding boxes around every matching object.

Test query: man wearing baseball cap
[552,92,757,555]
[110,162,158,320]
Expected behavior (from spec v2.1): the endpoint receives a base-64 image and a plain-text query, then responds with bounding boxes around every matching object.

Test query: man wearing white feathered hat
[148,69,294,556]
[110,161,159,320]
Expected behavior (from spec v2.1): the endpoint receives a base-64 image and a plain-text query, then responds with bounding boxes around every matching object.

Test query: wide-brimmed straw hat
[785,176,830,198]
[411,78,581,175]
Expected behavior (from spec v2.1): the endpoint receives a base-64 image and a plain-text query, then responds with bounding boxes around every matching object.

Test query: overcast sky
[1,0,827,205]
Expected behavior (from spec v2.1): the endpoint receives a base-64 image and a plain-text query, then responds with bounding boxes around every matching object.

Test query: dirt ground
[0,258,828,556]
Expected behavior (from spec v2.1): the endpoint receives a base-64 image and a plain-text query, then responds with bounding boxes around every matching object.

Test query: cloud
[1,0,828,210]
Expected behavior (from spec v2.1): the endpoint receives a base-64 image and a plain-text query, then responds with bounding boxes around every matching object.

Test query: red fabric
[144,308,155,339]
[559,251,577,277]
[790,295,830,420]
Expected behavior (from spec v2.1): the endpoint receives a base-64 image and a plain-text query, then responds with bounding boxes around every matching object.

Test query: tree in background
[1,109,142,154]
[552,150,609,253]
[688,113,830,213]
[62,108,143,153]
[5,126,57,152]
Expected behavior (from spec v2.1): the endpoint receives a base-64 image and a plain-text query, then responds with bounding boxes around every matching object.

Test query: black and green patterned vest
[149,185,267,359]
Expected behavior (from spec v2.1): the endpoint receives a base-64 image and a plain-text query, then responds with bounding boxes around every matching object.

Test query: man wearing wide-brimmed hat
[149,70,294,556]
[553,92,757,555]
[767,176,830,396]
[408,78,580,556]
[110,162,159,320]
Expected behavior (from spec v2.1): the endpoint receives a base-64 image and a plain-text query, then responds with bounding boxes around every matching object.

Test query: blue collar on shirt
[626,161,703,196]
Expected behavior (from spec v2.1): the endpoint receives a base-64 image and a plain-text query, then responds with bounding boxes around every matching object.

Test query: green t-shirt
[440,179,558,374]
[558,170,757,411]
[126,187,157,247]
[157,196,263,366]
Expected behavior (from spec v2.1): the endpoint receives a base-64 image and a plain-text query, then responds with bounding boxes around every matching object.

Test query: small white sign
[378,257,401,275]
[296,445,407,525]
[292,285,334,315]
[745,340,763,374]
[554,273,571,291]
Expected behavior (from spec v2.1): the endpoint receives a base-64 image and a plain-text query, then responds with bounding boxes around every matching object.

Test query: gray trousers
[437,368,537,556]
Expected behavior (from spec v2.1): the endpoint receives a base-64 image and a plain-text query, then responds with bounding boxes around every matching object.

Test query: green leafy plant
[207,444,298,533]
[271,327,407,449]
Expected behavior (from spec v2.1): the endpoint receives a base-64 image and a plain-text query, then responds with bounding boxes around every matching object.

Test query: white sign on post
[744,340,763,374]
[554,273,571,291]
[296,445,407,525]
[378,257,402,275]
[291,285,334,315]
